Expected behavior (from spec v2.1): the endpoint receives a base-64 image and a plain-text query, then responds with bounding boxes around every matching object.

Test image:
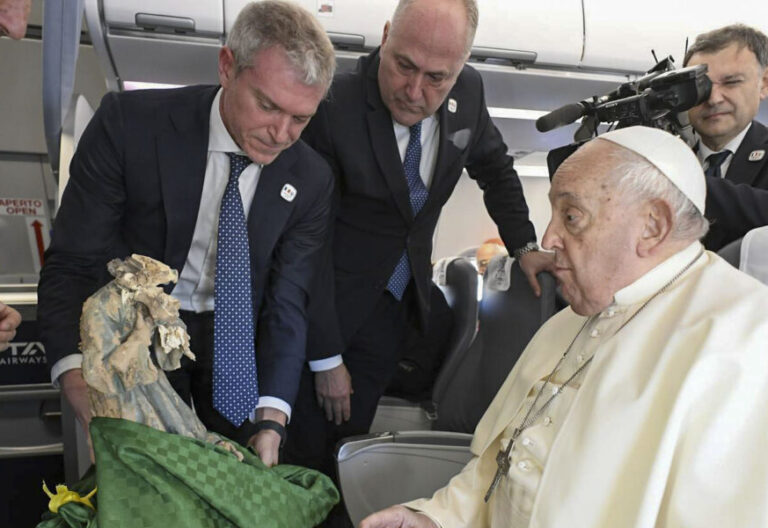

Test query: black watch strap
[253,419,287,447]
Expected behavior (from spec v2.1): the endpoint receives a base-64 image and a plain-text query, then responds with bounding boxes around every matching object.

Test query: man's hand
[359,505,438,528]
[59,368,94,462]
[247,429,281,467]
[0,302,22,352]
[248,407,287,467]
[518,250,555,297]
[315,363,353,425]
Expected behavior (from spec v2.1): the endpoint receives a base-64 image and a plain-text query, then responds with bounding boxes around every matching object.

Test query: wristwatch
[512,242,539,260]
[253,419,287,447]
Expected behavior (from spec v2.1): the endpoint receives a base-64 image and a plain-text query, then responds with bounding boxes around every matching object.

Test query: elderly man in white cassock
[361,126,768,528]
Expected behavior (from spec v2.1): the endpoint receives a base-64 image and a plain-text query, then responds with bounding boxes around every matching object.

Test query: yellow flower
[42,481,97,513]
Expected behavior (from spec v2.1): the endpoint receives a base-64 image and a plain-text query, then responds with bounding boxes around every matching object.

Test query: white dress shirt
[308,115,440,372]
[697,122,751,177]
[52,89,290,420]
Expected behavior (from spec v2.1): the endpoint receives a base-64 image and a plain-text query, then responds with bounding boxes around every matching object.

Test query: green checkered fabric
[90,417,338,528]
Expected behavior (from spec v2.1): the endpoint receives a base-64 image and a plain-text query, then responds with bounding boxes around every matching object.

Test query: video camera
[536,57,712,176]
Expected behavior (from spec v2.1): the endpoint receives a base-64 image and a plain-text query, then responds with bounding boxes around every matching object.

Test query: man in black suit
[684,24,768,250]
[283,0,553,487]
[37,0,335,467]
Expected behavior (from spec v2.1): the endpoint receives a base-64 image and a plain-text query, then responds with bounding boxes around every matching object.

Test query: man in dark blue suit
[684,24,768,250]
[37,0,336,466]
[284,0,554,498]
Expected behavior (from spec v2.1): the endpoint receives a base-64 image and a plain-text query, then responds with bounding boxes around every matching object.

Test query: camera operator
[684,24,768,250]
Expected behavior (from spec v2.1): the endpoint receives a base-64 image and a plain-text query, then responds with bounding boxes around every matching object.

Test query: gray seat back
[431,258,479,406]
[739,226,768,285]
[717,237,742,268]
[434,255,557,433]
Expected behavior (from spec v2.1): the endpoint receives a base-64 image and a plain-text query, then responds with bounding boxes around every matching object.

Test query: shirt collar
[392,114,437,134]
[696,122,752,163]
[208,88,245,155]
[612,241,704,307]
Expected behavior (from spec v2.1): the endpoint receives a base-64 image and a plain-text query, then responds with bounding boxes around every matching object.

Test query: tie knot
[227,153,252,180]
[706,150,731,168]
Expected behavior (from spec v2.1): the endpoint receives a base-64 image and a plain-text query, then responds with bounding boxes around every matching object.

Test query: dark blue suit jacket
[704,120,768,250]
[37,85,334,407]
[302,50,536,360]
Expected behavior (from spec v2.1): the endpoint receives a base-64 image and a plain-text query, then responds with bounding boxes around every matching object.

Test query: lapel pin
[281,183,297,202]
[448,98,457,113]
[749,150,765,162]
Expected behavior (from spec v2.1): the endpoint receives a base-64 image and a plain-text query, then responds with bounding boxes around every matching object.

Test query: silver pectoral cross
[484,427,520,502]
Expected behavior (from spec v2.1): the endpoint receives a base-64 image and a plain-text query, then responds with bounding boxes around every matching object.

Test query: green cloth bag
[90,417,338,528]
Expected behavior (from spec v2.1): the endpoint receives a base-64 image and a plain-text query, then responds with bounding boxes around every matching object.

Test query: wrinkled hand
[247,429,281,467]
[315,363,353,425]
[359,505,438,528]
[0,302,22,352]
[59,368,95,462]
[518,250,555,297]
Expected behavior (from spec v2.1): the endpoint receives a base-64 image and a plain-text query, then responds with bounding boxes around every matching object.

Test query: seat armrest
[336,431,473,525]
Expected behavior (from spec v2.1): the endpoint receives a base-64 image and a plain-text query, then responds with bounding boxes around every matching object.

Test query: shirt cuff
[251,396,292,423]
[50,354,83,386]
[308,355,343,372]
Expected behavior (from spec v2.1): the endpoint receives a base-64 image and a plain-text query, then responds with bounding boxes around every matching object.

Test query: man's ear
[638,199,673,257]
[759,66,768,100]
[381,21,391,47]
[218,46,236,87]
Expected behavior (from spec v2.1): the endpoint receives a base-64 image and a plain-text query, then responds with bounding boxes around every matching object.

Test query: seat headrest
[740,226,768,285]
[432,257,459,286]
[484,255,515,291]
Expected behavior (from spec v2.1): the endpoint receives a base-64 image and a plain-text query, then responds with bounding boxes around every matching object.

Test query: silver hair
[226,1,336,92]
[391,0,479,55]
[598,141,710,242]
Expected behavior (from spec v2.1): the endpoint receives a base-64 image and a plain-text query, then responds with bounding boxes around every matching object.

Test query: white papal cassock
[407,242,768,527]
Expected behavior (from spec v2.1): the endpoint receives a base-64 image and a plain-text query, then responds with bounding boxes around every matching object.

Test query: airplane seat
[717,237,743,268]
[434,255,557,433]
[369,257,478,432]
[737,226,768,285]
[336,256,557,524]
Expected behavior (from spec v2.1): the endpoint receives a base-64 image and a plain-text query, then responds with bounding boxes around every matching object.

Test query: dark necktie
[213,153,259,426]
[386,121,428,300]
[705,150,732,179]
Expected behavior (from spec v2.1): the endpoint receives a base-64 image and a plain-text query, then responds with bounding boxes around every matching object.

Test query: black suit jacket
[704,120,768,250]
[302,50,535,359]
[37,85,333,407]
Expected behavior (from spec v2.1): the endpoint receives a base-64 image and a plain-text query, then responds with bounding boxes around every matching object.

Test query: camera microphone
[535,102,591,132]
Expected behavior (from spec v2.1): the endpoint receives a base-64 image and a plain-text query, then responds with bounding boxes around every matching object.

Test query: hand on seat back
[518,250,555,297]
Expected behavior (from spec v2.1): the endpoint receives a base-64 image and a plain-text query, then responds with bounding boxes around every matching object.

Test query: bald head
[390,0,478,55]
[378,0,477,126]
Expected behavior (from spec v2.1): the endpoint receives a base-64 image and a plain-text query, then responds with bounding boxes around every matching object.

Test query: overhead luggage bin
[472,0,583,67]
[97,0,224,86]
[581,0,768,72]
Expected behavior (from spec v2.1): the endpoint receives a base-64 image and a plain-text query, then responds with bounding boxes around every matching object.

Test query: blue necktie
[705,150,732,179]
[213,153,259,426]
[387,122,428,300]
